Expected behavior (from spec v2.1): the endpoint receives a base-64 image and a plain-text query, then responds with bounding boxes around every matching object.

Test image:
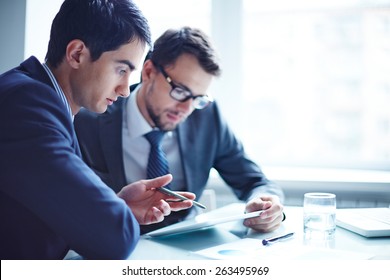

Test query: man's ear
[66,39,88,69]
[141,59,157,82]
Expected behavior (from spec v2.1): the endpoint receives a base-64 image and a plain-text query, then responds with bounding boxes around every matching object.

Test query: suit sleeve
[0,82,139,259]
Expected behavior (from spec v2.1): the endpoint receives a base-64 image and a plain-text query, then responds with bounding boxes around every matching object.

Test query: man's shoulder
[0,61,63,110]
[0,57,49,92]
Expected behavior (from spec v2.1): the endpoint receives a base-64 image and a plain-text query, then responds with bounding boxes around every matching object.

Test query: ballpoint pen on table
[262,232,295,246]
[157,186,207,209]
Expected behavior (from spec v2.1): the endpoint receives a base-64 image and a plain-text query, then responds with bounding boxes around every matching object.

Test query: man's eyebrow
[116,59,136,71]
[177,83,193,93]
[173,80,196,95]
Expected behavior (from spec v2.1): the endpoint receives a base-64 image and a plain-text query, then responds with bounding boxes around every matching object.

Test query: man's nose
[117,81,130,98]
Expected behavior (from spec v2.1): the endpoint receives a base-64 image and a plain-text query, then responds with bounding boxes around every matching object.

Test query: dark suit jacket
[74,85,284,233]
[0,56,139,259]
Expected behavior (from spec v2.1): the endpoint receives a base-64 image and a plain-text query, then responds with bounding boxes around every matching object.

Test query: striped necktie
[144,130,170,186]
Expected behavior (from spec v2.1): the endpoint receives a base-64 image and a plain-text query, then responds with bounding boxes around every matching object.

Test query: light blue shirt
[122,84,185,191]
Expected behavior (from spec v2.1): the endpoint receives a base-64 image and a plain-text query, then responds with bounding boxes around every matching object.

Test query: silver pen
[157,187,207,209]
[262,232,295,246]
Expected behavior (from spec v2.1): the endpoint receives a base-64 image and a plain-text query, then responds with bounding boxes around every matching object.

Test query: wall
[0,0,26,73]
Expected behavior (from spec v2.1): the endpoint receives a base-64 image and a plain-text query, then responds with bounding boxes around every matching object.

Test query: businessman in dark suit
[74,27,285,234]
[0,0,195,260]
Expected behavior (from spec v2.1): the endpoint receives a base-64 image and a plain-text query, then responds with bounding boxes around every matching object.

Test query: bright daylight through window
[136,0,390,172]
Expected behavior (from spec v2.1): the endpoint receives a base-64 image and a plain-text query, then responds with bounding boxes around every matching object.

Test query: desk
[128,203,390,260]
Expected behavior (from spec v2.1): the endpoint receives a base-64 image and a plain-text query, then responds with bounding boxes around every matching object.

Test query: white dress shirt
[122,84,185,191]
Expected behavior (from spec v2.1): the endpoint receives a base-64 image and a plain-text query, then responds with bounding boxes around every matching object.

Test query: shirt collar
[42,63,73,121]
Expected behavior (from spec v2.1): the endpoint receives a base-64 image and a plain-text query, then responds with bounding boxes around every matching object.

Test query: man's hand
[117,174,195,225]
[243,195,284,232]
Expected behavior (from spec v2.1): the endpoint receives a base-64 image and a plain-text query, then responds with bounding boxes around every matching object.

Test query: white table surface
[128,203,390,260]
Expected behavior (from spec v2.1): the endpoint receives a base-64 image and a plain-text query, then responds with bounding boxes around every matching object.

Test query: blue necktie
[144,130,170,185]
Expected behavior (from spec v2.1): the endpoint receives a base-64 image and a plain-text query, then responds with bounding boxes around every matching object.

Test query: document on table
[193,238,374,260]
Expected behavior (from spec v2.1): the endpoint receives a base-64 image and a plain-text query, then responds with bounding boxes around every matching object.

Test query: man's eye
[174,87,187,94]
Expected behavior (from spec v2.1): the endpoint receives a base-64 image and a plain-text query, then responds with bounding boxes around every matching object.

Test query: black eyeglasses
[157,65,213,110]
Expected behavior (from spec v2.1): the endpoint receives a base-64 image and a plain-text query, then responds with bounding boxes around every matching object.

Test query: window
[241,1,390,171]
[135,0,390,172]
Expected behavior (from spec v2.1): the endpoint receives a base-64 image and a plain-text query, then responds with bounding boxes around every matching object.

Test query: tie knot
[144,130,165,147]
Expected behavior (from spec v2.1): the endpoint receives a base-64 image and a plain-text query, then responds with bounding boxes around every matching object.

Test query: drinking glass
[303,192,336,240]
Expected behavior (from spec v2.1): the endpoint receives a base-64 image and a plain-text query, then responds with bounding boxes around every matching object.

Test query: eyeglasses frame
[155,64,213,109]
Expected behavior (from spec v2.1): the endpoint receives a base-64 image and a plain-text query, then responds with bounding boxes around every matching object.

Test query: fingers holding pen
[244,195,284,232]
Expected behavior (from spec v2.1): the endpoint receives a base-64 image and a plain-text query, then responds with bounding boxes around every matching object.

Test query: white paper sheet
[194,238,374,260]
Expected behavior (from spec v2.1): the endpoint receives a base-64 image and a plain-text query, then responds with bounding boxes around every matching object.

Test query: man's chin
[160,122,178,132]
[88,105,107,114]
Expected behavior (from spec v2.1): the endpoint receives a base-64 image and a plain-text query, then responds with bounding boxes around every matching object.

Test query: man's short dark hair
[45,0,152,68]
[150,27,221,76]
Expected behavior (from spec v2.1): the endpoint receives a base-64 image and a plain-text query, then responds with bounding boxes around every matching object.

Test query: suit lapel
[98,99,127,191]
[23,57,82,157]
[72,129,82,157]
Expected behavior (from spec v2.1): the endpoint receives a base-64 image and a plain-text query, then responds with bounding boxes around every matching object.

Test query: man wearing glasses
[74,27,285,234]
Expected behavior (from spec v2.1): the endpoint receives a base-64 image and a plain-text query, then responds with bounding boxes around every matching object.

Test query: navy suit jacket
[74,86,284,233]
[0,56,140,259]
